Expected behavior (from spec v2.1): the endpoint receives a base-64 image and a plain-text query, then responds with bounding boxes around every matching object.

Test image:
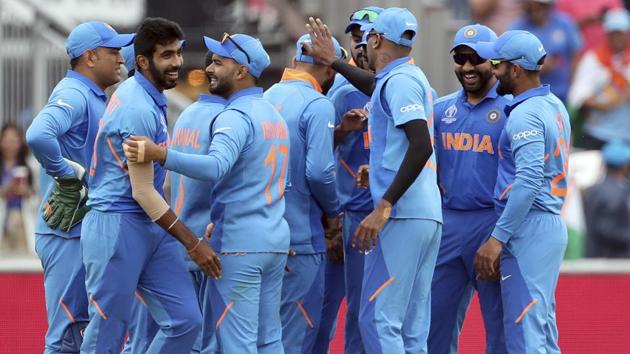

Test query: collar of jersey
[66,70,107,100]
[281,68,323,93]
[198,93,227,105]
[375,56,413,80]
[227,87,263,104]
[504,84,550,116]
[458,81,500,107]
[134,71,168,109]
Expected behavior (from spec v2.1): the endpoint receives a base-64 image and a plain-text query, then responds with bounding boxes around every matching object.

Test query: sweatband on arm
[128,160,170,221]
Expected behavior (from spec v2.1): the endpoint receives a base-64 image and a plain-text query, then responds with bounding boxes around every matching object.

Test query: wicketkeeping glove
[42,159,90,233]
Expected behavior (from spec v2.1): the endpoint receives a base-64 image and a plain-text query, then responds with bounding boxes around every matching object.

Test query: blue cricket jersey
[170,93,226,269]
[164,87,291,253]
[264,68,341,254]
[510,12,582,102]
[368,57,442,222]
[434,82,510,210]
[493,85,571,242]
[88,72,169,213]
[330,83,372,212]
[26,70,107,238]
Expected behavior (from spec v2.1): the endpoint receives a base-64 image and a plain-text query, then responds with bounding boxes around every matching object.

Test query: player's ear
[235,64,249,80]
[84,50,97,69]
[136,55,150,73]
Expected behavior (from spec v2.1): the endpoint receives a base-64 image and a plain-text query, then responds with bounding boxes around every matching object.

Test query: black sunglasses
[452,53,487,66]
[221,33,251,64]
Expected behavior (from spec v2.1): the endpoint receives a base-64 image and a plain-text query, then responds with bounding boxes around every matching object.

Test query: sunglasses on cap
[221,33,251,64]
[452,53,487,66]
[350,9,379,23]
[489,57,523,67]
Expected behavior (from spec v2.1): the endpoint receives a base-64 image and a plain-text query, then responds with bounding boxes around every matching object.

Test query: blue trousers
[80,211,202,354]
[359,218,441,354]
[501,211,567,354]
[280,253,326,354]
[210,252,286,354]
[35,234,89,354]
[314,210,369,354]
[428,208,505,354]
[122,269,214,354]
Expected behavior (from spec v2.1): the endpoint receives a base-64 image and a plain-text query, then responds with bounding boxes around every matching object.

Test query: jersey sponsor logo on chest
[441,132,494,154]
[441,104,457,124]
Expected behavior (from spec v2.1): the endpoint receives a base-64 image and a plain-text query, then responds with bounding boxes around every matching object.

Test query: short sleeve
[118,106,159,141]
[384,74,427,126]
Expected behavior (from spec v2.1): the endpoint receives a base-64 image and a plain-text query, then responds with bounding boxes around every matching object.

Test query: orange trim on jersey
[106,137,128,173]
[296,300,314,328]
[425,159,437,172]
[135,291,147,306]
[174,178,185,215]
[339,159,357,178]
[280,68,323,93]
[369,277,395,302]
[544,153,550,162]
[216,301,234,328]
[89,294,108,320]
[515,298,538,324]
[59,299,76,323]
[498,184,513,201]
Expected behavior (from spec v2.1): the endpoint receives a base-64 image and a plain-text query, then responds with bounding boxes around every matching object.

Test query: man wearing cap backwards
[474,30,571,353]
[81,18,220,353]
[25,21,133,354]
[124,32,290,353]
[584,140,630,258]
[122,51,225,354]
[428,24,510,354]
[304,7,442,353]
[314,6,383,354]
[264,33,342,354]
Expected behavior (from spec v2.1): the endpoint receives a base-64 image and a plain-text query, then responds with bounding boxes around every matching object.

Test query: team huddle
[25,5,571,354]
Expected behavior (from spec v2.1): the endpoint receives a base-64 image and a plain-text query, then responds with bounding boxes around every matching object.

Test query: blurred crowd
[2,0,630,258]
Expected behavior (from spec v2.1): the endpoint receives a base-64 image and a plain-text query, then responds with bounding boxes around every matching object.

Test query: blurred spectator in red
[568,8,630,149]
[0,123,36,253]
[556,0,624,52]
[584,140,630,258]
[511,0,582,102]
[469,0,523,34]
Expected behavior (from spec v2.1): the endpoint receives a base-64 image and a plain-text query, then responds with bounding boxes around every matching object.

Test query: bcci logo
[441,104,457,124]
[464,27,477,38]
[486,109,500,123]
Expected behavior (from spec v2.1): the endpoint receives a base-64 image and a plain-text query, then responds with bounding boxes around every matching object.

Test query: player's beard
[456,68,493,96]
[208,72,233,97]
[496,70,515,96]
[149,58,179,90]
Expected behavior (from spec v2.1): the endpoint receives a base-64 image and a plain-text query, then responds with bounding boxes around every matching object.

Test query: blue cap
[476,30,547,71]
[121,45,135,71]
[295,34,343,64]
[604,8,630,32]
[361,7,418,48]
[65,21,135,60]
[345,6,384,33]
[451,24,498,52]
[603,140,630,166]
[203,33,270,78]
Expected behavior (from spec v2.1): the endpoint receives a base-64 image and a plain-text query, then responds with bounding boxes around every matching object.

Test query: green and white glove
[42,159,90,233]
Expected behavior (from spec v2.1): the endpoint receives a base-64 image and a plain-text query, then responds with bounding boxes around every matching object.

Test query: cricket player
[475,30,571,353]
[124,32,290,353]
[314,7,383,354]
[123,52,225,354]
[25,21,133,354]
[428,24,509,354]
[264,34,342,353]
[81,18,221,354]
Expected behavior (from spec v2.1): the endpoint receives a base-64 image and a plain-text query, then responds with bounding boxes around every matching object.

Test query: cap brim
[450,43,479,53]
[475,41,501,60]
[360,23,374,33]
[101,33,135,49]
[345,21,363,33]
[203,36,232,59]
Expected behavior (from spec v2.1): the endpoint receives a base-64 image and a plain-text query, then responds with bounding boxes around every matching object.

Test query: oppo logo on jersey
[171,128,201,149]
[441,132,494,154]
[400,103,423,113]
[512,130,539,141]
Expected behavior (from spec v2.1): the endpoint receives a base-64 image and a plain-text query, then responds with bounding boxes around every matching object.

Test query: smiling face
[206,54,240,98]
[453,45,494,95]
[91,47,125,88]
[349,27,369,70]
[147,40,183,90]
